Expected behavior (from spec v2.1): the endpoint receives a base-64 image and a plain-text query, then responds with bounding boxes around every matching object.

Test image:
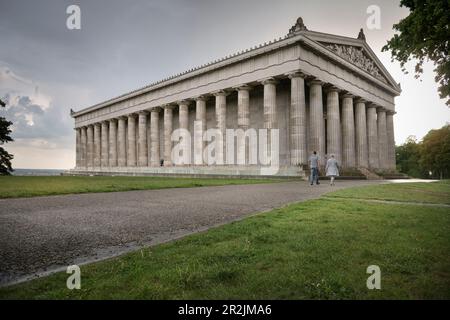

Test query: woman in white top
[325,154,340,186]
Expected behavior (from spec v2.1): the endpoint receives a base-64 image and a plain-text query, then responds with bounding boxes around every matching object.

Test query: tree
[383,0,450,106]
[396,125,450,179]
[0,99,14,175]
[419,124,450,179]
[396,135,427,178]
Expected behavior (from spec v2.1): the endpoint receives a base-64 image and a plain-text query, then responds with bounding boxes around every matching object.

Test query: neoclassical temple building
[70,18,400,177]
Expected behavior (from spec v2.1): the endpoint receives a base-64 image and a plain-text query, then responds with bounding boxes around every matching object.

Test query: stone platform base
[65,165,306,179]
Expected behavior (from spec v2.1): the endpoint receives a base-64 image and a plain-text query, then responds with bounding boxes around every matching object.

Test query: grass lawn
[326,180,450,204]
[0,181,449,299]
[0,176,282,199]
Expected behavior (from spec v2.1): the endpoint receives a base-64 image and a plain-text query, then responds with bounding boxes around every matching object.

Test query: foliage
[0,99,14,175]
[383,0,450,106]
[396,136,428,178]
[420,124,450,179]
[396,125,450,179]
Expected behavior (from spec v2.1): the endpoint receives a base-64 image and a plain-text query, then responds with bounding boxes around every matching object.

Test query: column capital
[286,70,307,79]
[233,84,252,91]
[150,107,162,113]
[307,79,324,86]
[342,92,355,99]
[324,85,340,93]
[100,120,110,125]
[259,77,278,85]
[211,89,230,97]
[355,98,367,104]
[137,110,149,115]
[108,118,118,123]
[177,100,191,107]
[127,113,138,119]
[194,95,208,102]
[377,107,387,113]
[386,110,397,116]
[367,103,379,109]
[162,104,176,110]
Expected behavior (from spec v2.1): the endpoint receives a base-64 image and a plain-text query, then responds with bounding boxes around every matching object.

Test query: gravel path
[0,180,379,286]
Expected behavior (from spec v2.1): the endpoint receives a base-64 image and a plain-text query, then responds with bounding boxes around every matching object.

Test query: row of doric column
[75,72,396,170]
[304,77,395,170]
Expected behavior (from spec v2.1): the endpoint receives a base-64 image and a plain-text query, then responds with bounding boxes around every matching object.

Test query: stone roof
[72,17,400,117]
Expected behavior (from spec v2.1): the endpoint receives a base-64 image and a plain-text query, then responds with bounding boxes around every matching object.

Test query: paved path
[0,180,379,286]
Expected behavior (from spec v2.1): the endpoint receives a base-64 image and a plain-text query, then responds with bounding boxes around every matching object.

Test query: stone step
[65,165,307,178]
[358,167,382,180]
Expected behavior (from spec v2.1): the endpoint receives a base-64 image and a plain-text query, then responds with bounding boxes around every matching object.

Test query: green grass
[0,176,282,199]
[1,181,449,299]
[326,180,450,204]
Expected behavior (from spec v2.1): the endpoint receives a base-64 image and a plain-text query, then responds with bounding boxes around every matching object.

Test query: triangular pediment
[299,30,401,93]
[319,42,390,84]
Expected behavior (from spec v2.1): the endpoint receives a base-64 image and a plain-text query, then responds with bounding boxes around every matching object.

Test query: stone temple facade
[70,18,401,177]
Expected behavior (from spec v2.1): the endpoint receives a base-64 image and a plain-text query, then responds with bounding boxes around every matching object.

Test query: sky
[0,0,449,169]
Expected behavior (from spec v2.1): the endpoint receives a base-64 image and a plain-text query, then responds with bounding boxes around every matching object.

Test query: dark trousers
[310,167,319,185]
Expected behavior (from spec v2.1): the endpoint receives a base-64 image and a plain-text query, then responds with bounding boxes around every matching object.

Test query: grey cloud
[1,93,71,141]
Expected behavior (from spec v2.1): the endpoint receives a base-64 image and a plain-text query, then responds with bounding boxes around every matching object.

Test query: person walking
[326,154,340,186]
[308,151,320,186]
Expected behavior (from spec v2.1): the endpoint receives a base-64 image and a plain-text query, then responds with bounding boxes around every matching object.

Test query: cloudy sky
[1,0,449,169]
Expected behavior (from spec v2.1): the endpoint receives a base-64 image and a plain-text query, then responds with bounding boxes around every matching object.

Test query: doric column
[263,78,278,165]
[194,97,207,165]
[86,125,94,168]
[108,119,118,167]
[237,85,250,164]
[288,72,307,165]
[75,128,81,168]
[138,111,148,166]
[150,108,161,166]
[93,123,101,167]
[163,105,174,166]
[341,94,356,168]
[308,80,325,159]
[127,114,137,167]
[178,101,189,130]
[262,78,278,129]
[214,91,227,165]
[326,86,341,164]
[386,111,396,170]
[177,101,190,166]
[101,121,109,167]
[237,85,250,129]
[367,105,379,169]
[355,99,369,168]
[377,108,388,169]
[117,116,127,166]
[80,126,87,168]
